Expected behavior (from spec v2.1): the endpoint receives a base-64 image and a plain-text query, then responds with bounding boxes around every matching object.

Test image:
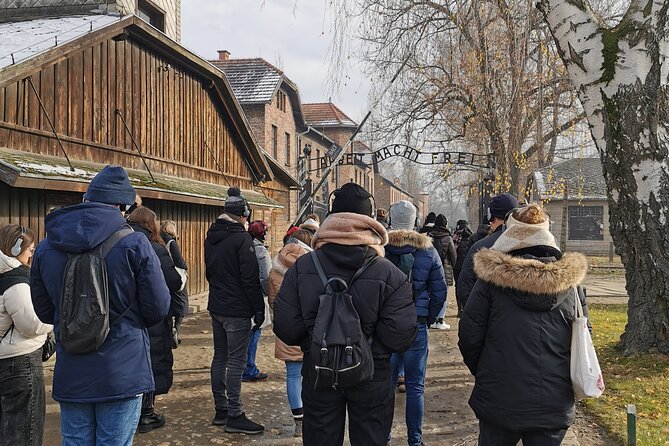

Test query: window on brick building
[138,0,165,32]
[276,91,287,112]
[285,132,291,166]
[271,125,278,159]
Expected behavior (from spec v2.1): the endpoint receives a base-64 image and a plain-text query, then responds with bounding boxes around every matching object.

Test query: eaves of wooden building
[0,14,298,297]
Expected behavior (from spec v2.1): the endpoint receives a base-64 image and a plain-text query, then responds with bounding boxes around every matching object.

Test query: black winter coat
[453,228,472,282]
[273,244,417,360]
[129,223,182,395]
[161,233,189,317]
[204,217,264,319]
[455,226,503,310]
[458,248,589,431]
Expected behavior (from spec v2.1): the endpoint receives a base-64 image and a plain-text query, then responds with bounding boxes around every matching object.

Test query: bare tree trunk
[538,0,669,354]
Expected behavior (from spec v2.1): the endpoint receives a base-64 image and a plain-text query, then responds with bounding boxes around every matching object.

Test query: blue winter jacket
[30,202,171,403]
[385,230,447,323]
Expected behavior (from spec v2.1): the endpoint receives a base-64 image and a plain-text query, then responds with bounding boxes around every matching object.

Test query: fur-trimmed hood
[387,230,433,250]
[474,249,588,295]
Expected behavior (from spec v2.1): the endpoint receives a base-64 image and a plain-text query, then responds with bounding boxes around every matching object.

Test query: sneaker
[224,412,264,435]
[171,328,178,349]
[212,409,228,426]
[137,411,165,433]
[242,372,268,382]
[435,322,450,330]
[294,419,302,437]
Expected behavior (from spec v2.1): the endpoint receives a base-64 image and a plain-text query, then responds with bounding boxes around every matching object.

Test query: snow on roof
[303,102,357,128]
[0,14,122,70]
[532,157,607,200]
[209,58,283,103]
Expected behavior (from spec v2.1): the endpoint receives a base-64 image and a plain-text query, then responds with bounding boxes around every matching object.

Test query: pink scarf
[312,212,389,257]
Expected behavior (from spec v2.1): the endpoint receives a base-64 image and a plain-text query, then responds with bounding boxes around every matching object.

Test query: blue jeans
[437,301,447,319]
[242,328,262,379]
[0,349,45,446]
[59,396,141,446]
[392,323,429,446]
[285,361,303,411]
[210,314,251,417]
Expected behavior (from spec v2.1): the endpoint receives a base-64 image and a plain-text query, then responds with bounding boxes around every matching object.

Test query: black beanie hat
[488,193,519,219]
[424,212,436,225]
[435,214,448,230]
[225,187,249,217]
[330,183,373,216]
[83,165,136,205]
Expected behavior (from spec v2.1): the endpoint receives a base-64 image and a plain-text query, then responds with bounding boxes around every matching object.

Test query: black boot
[138,411,165,433]
[224,412,264,435]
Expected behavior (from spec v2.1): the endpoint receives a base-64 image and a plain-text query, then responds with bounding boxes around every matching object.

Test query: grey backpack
[59,227,133,354]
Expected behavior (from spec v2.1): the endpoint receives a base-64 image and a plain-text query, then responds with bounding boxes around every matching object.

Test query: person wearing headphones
[204,187,265,435]
[0,225,53,446]
[455,193,519,312]
[273,183,417,446]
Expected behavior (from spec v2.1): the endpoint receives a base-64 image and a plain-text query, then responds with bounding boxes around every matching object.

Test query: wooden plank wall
[0,35,253,188]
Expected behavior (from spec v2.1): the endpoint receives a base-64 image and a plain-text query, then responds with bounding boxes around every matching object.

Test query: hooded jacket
[453,227,473,282]
[268,241,311,362]
[0,252,53,359]
[30,202,171,403]
[458,248,589,431]
[129,223,182,395]
[385,230,447,324]
[273,216,417,361]
[204,215,264,318]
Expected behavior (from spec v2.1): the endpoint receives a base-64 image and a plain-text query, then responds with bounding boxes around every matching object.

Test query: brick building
[209,51,302,237]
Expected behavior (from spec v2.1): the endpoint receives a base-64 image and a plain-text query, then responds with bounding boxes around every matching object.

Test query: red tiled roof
[303,102,357,128]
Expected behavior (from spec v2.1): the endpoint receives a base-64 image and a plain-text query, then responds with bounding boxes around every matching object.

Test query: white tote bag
[570,288,605,399]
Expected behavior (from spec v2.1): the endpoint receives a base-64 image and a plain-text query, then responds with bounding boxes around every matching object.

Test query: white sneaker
[435,322,450,330]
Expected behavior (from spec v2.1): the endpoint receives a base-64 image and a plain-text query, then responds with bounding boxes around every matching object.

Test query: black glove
[252,311,265,331]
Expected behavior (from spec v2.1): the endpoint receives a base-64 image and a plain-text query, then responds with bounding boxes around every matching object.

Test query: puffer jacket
[273,243,417,360]
[453,227,473,282]
[130,223,183,395]
[0,253,53,359]
[268,242,311,362]
[205,216,264,319]
[458,248,589,431]
[386,230,447,324]
[30,202,171,403]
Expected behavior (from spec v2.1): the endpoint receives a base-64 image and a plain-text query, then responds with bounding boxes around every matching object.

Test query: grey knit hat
[389,200,417,231]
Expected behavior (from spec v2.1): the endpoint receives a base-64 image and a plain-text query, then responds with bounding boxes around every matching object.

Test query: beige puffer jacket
[268,241,310,362]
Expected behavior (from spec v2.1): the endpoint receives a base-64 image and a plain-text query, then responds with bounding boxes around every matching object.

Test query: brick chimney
[217,50,230,61]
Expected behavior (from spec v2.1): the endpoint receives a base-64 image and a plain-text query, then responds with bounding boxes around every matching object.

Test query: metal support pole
[114,109,156,183]
[627,404,636,446]
[26,76,75,172]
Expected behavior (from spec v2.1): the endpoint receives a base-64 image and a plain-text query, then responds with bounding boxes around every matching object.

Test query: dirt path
[43,291,620,445]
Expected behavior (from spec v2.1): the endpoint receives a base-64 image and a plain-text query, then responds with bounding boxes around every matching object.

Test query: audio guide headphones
[11,226,25,257]
[326,186,376,218]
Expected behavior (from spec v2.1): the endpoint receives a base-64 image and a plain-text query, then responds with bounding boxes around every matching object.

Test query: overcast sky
[181,0,369,122]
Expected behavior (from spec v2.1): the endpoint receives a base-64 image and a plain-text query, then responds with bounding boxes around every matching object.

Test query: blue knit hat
[488,193,519,219]
[83,165,136,206]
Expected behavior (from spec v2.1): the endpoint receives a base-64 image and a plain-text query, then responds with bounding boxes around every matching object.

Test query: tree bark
[538,0,669,354]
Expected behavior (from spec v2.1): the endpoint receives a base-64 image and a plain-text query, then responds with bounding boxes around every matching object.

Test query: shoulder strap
[97,226,134,258]
[0,323,15,343]
[165,239,174,259]
[311,251,328,288]
[310,250,378,290]
[574,287,583,318]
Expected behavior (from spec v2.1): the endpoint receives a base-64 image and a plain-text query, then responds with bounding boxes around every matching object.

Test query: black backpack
[59,226,133,354]
[309,251,377,390]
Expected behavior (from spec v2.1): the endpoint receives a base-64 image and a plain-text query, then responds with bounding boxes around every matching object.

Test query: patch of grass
[585,304,669,445]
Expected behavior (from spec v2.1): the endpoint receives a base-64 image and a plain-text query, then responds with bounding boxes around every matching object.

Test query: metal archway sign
[306,144,495,172]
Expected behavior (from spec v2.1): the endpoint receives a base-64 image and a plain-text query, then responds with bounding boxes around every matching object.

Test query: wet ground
[42,278,627,445]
